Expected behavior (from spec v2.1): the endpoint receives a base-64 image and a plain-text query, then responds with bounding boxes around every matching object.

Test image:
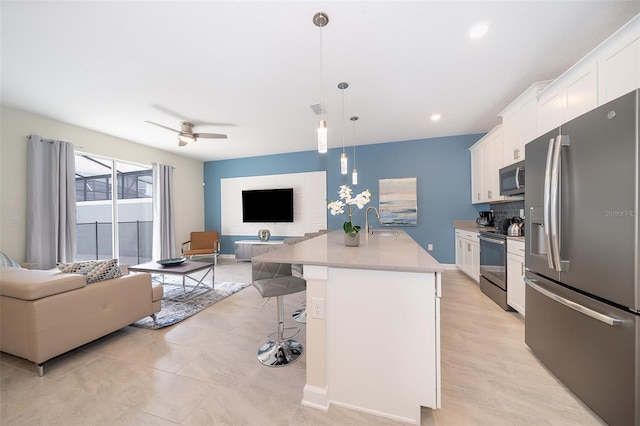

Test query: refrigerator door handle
[549,134,564,272]
[525,277,623,326]
[515,166,520,189]
[543,137,556,270]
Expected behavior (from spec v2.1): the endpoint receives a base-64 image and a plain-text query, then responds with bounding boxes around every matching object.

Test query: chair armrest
[215,239,221,252]
[181,240,191,253]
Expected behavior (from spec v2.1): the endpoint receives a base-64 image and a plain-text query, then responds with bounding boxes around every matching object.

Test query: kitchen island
[252,229,444,425]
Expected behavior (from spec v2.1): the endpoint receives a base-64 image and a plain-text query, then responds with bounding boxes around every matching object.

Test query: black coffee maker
[476,211,494,227]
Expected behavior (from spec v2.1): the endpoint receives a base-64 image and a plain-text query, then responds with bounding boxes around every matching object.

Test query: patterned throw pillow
[0,252,22,268]
[57,259,122,284]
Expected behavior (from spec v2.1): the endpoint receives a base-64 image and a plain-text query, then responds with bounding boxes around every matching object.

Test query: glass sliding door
[115,161,153,265]
[75,154,153,266]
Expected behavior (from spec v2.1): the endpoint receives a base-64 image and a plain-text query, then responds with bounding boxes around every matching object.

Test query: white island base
[253,230,442,425]
[301,266,441,424]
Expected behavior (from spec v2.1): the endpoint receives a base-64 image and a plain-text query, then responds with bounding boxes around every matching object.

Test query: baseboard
[301,385,329,411]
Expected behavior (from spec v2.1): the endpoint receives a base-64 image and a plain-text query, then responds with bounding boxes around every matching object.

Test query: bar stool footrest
[267,326,300,342]
[257,339,303,367]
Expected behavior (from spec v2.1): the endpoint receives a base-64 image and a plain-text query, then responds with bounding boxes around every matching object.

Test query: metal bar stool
[252,245,306,366]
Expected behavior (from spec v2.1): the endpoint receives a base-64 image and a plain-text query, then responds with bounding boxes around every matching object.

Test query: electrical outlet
[311,297,325,319]
[428,244,433,251]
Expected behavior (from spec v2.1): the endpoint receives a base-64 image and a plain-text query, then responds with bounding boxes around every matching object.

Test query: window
[75,154,153,266]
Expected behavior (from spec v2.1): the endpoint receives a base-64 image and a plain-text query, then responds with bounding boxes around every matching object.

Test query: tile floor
[0,258,605,425]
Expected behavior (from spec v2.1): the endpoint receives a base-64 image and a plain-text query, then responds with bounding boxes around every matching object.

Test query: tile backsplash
[489,201,524,230]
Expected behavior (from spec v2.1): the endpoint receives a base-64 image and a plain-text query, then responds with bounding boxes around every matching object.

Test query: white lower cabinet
[455,229,479,283]
[507,239,525,316]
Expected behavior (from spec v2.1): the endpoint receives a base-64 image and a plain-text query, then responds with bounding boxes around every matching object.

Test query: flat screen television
[242,188,294,223]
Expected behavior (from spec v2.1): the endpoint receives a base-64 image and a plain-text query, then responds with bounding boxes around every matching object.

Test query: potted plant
[327,185,371,246]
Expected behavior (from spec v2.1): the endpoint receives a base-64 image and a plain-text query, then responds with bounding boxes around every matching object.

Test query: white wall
[0,105,204,263]
[220,171,327,236]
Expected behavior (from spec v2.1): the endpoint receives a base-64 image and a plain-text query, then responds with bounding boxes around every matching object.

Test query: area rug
[133,279,250,329]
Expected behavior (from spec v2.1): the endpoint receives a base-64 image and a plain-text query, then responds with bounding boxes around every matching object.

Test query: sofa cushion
[0,252,22,268]
[57,259,122,284]
[0,267,86,300]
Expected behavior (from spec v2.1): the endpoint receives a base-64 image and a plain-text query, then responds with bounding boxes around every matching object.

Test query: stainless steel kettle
[508,217,523,236]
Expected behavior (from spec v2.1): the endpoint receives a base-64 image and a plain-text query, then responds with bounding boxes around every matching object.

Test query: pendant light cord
[341,88,346,154]
[319,25,324,122]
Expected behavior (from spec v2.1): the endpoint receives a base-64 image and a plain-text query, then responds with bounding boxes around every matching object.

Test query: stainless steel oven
[479,231,508,310]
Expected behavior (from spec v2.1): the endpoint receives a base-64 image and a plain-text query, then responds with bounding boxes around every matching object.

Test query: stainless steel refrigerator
[524,89,639,425]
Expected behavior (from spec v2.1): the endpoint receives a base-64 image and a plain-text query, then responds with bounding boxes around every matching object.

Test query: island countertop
[252,229,444,273]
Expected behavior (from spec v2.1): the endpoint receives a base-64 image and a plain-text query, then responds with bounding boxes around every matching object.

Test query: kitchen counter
[453,220,490,233]
[252,229,443,273]
[454,220,525,241]
[253,229,441,425]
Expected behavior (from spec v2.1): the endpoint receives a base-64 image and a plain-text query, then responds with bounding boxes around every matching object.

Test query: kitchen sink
[369,229,400,236]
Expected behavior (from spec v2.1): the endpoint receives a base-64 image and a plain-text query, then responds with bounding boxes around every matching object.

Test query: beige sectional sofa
[0,266,163,375]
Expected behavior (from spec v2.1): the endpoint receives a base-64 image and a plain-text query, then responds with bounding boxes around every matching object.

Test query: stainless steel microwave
[499,160,525,195]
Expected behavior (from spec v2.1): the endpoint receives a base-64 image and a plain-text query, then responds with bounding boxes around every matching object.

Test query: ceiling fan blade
[145,121,179,133]
[194,132,228,139]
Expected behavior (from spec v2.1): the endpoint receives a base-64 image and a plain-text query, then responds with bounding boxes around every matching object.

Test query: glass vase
[258,229,271,242]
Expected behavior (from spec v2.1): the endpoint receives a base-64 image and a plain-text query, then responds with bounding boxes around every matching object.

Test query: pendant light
[350,116,359,185]
[313,12,329,153]
[338,82,348,174]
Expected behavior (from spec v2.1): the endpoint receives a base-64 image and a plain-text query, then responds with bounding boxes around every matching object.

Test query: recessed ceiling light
[430,114,442,121]
[469,22,489,39]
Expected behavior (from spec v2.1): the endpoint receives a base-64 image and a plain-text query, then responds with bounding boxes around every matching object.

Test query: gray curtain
[26,135,77,269]
[152,163,176,260]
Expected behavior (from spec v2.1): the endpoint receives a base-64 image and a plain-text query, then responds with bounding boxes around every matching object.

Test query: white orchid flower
[351,193,369,209]
[327,185,372,232]
[338,185,352,201]
[327,200,345,216]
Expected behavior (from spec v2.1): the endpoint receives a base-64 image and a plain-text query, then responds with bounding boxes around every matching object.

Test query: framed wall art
[378,177,417,226]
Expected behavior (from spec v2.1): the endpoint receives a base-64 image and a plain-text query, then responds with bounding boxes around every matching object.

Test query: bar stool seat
[252,245,306,367]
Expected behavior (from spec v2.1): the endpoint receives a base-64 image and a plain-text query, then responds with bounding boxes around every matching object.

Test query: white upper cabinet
[565,60,599,121]
[469,125,508,204]
[537,59,599,135]
[499,81,551,166]
[536,15,639,136]
[470,142,483,203]
[597,18,639,103]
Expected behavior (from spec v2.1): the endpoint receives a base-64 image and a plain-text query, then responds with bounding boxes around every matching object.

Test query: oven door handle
[479,236,505,245]
[525,277,622,326]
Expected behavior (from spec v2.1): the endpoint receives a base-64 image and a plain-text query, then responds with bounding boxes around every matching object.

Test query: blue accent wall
[204,133,486,264]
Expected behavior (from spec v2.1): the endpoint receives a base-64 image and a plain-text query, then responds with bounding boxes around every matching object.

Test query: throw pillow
[57,259,122,284]
[0,252,22,268]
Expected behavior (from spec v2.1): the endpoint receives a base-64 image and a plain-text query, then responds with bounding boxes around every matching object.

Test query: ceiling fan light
[178,134,195,143]
[318,120,328,153]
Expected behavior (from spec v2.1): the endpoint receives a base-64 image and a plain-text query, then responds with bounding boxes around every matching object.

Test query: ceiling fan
[145,121,228,146]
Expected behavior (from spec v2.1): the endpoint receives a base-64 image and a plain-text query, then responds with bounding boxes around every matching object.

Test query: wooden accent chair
[181,231,221,265]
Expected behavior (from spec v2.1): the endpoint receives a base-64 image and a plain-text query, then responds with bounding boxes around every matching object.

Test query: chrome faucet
[365,206,380,234]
